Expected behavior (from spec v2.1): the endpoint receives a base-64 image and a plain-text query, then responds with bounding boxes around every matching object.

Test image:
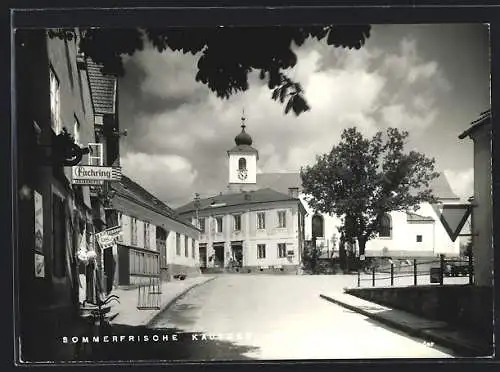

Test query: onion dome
[234,112,253,146]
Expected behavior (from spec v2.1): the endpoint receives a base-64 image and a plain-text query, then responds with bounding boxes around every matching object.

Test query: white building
[209,117,461,260]
[109,175,201,285]
[176,122,306,273]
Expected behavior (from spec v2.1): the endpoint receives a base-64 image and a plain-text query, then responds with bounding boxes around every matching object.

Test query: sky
[117,24,490,208]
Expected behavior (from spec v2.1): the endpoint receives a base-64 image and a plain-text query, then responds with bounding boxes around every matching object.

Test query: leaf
[76,25,371,116]
[284,96,294,114]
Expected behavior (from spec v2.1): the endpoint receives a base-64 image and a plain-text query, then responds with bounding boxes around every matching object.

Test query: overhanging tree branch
[49,25,371,116]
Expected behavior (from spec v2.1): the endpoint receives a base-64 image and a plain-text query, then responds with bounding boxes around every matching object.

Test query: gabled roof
[175,187,299,214]
[458,109,491,139]
[111,174,189,225]
[254,171,458,200]
[86,58,117,115]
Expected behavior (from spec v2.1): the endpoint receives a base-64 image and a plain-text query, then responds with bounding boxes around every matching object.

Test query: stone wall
[346,285,493,340]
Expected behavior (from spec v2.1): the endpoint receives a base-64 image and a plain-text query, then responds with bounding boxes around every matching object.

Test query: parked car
[444,262,470,277]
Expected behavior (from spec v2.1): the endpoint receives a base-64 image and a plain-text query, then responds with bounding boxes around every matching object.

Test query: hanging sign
[432,203,472,242]
[71,165,121,184]
[34,191,43,252]
[95,225,123,249]
[72,179,105,186]
[35,253,45,278]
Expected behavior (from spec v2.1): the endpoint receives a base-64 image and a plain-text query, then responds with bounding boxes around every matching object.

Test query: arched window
[238,157,247,170]
[311,213,324,238]
[378,213,392,238]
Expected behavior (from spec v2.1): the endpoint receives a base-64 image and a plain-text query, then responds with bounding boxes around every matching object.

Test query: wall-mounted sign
[35,253,45,278]
[95,225,123,249]
[72,179,105,186]
[34,191,43,252]
[71,165,121,184]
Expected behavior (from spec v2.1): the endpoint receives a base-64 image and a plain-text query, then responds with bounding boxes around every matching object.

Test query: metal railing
[357,254,473,288]
[137,276,162,310]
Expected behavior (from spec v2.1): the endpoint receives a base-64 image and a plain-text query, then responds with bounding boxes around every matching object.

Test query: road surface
[148,274,454,360]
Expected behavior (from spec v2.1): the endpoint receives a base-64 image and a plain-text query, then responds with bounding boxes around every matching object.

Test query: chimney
[288,187,299,199]
[243,191,251,201]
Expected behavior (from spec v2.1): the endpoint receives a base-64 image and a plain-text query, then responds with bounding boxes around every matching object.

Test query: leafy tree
[461,238,473,258]
[300,127,439,256]
[48,26,371,116]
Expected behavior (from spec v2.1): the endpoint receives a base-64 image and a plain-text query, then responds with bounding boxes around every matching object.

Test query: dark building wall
[15,29,69,362]
[15,29,98,362]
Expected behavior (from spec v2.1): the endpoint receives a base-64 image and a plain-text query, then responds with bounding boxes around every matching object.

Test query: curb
[319,294,489,357]
[146,276,217,327]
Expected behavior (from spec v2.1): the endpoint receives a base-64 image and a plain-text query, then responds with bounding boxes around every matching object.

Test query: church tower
[227,111,258,193]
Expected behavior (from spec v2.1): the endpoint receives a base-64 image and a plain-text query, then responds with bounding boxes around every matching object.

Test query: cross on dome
[234,109,253,146]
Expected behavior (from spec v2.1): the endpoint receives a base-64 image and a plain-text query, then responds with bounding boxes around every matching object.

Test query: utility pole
[194,193,200,228]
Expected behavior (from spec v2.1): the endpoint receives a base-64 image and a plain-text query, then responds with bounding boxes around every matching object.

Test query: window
[131,218,138,246]
[257,244,266,259]
[144,222,150,249]
[88,143,104,166]
[198,217,205,232]
[49,67,62,134]
[191,239,195,258]
[216,217,223,233]
[378,214,392,238]
[311,214,324,238]
[416,235,423,243]
[159,231,167,269]
[52,193,66,278]
[238,157,247,170]
[257,212,266,230]
[278,211,287,228]
[73,116,81,145]
[184,236,189,257]
[278,243,287,258]
[176,233,181,255]
[233,215,241,231]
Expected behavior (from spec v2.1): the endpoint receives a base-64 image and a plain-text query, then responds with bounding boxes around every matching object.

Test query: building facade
[177,189,306,273]
[108,175,202,285]
[188,115,462,263]
[459,110,492,287]
[256,174,462,259]
[15,28,109,361]
[176,121,306,273]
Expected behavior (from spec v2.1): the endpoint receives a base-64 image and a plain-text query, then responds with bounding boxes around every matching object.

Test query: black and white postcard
[11,11,494,364]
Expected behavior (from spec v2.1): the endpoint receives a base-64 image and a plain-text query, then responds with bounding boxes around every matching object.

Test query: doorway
[232,245,243,268]
[214,245,224,268]
[199,244,207,269]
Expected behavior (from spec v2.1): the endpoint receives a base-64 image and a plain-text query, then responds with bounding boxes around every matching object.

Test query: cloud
[117,27,473,207]
[132,44,204,100]
[120,152,198,206]
[381,104,438,130]
[443,168,474,201]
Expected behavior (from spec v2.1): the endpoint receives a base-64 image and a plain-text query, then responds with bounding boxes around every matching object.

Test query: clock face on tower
[237,168,248,181]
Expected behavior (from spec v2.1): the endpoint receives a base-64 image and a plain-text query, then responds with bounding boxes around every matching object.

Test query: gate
[137,276,162,310]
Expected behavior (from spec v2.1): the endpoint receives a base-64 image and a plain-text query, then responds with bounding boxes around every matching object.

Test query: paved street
[147,275,454,360]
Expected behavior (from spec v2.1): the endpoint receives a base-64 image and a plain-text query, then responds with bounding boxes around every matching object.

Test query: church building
[175,116,307,273]
[176,113,462,273]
